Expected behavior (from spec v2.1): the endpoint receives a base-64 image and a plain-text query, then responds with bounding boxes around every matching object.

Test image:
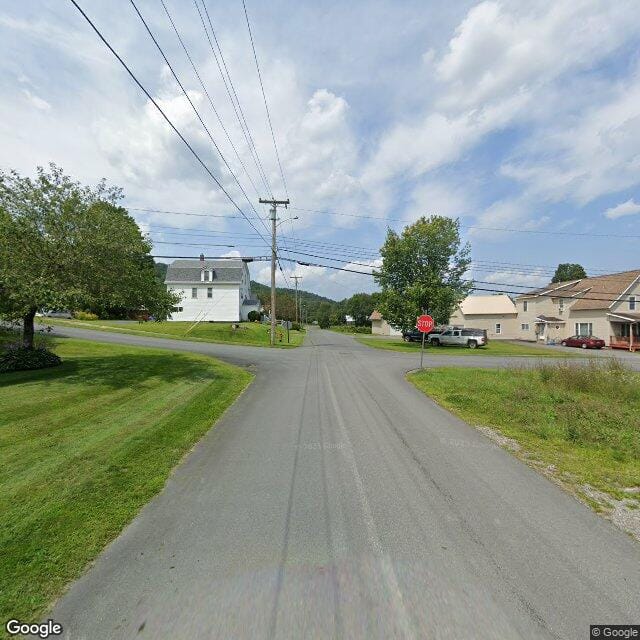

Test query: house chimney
[199,253,205,263]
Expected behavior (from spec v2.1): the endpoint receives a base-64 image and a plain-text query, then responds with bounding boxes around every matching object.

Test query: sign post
[416,314,434,369]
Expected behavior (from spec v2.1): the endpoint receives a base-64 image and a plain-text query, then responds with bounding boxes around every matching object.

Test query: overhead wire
[158,0,262,200]
[241,0,288,198]
[193,0,273,199]
[69,0,269,245]
[129,0,270,238]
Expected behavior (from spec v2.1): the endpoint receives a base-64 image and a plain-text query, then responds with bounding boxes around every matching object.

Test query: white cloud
[362,0,640,228]
[21,89,51,111]
[408,180,471,221]
[436,0,639,111]
[480,268,549,288]
[502,77,640,204]
[470,197,550,239]
[604,198,640,220]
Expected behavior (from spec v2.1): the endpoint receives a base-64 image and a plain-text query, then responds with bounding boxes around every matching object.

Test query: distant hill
[250,280,336,305]
[250,280,337,321]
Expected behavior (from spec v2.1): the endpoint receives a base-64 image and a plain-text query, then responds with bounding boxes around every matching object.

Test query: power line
[130,207,240,219]
[193,0,273,199]
[69,0,269,245]
[158,0,261,200]
[150,252,638,303]
[129,0,269,238]
[241,0,288,198]
[289,206,640,240]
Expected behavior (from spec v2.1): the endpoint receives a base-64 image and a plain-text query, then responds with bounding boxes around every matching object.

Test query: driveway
[49,326,640,639]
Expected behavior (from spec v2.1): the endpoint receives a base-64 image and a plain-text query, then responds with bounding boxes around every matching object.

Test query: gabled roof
[457,294,517,315]
[165,259,246,284]
[517,270,640,310]
[369,310,383,321]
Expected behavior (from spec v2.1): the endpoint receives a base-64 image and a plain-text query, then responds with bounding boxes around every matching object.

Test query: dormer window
[631,295,637,311]
[204,270,210,282]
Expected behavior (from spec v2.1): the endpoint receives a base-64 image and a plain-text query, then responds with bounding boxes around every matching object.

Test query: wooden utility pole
[291,275,302,324]
[259,197,289,346]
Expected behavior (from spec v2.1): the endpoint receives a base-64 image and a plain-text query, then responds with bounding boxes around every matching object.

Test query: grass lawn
[0,336,252,629]
[356,335,575,357]
[38,318,305,348]
[408,360,639,511]
[329,325,371,335]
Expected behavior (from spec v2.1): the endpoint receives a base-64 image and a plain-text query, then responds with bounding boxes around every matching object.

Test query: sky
[1,0,640,300]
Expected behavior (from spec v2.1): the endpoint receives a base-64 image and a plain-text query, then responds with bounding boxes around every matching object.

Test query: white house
[165,255,260,322]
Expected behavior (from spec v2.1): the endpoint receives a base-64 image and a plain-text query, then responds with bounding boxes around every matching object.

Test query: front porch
[608,313,640,352]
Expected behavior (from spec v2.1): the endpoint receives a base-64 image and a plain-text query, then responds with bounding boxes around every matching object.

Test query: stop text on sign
[416,315,434,333]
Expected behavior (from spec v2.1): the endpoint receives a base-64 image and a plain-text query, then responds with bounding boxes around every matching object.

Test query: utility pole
[291,275,302,324]
[259,197,290,346]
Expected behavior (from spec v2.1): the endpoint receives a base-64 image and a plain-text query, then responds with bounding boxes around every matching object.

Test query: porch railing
[610,335,638,351]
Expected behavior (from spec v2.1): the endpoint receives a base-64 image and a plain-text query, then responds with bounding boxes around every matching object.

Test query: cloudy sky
[2,0,640,299]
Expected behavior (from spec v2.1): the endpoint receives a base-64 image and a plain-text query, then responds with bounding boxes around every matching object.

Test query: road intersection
[49,326,640,639]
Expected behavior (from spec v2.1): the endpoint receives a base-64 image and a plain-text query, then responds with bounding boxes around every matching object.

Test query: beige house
[369,310,402,336]
[449,294,518,339]
[514,270,640,348]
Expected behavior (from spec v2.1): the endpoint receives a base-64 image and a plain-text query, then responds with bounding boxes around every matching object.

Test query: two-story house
[164,255,260,322]
[514,269,640,347]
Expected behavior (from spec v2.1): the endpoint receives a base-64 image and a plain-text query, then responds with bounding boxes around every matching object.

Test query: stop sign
[416,314,434,333]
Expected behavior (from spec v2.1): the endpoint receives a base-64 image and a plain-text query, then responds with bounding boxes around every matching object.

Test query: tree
[0,165,179,349]
[374,216,472,330]
[551,263,586,283]
[316,301,332,328]
[344,292,381,326]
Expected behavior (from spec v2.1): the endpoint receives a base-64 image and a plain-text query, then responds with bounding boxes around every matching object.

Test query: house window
[630,295,637,311]
[204,271,210,282]
[523,301,528,312]
[521,323,529,331]
[191,288,198,299]
[575,322,592,336]
[495,323,502,335]
[559,299,564,313]
[207,287,213,298]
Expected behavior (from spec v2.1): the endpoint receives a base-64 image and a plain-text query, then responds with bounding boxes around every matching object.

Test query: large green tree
[0,165,179,348]
[551,263,587,283]
[344,292,381,326]
[374,216,472,330]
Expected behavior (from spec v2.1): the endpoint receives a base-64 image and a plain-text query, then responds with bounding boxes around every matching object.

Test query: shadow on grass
[0,351,219,390]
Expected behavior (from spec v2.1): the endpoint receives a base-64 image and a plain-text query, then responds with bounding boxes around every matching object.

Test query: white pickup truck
[428,327,488,349]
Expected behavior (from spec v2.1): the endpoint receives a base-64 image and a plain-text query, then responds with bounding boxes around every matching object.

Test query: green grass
[356,335,576,357]
[329,325,372,334]
[0,336,252,630]
[408,360,640,502]
[38,318,305,348]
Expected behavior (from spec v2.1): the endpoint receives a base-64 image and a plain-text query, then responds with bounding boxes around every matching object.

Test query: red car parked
[561,335,605,349]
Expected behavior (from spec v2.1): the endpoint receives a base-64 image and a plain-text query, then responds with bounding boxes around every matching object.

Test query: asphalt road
[48,326,639,640]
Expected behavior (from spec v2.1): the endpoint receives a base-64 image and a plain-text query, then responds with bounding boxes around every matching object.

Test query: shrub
[291,322,304,331]
[247,310,260,322]
[318,317,331,329]
[74,310,99,321]
[0,345,62,373]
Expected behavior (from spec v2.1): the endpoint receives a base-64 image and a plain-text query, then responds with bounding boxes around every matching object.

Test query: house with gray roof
[164,255,260,322]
